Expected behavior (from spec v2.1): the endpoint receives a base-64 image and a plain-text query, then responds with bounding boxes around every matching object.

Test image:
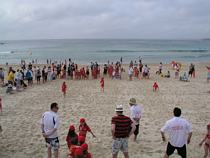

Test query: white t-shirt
[130,104,142,125]
[161,117,192,147]
[128,67,133,75]
[41,111,59,138]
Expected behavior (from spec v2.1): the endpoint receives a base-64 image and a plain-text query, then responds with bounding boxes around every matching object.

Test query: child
[66,125,78,149]
[153,82,159,91]
[79,118,96,138]
[62,81,67,97]
[0,97,2,113]
[100,77,104,92]
[81,143,92,158]
[199,124,210,158]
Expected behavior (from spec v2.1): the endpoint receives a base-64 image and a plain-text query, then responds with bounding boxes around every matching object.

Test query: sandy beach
[0,62,210,158]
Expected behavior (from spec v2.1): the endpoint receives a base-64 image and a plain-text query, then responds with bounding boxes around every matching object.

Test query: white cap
[115,105,123,112]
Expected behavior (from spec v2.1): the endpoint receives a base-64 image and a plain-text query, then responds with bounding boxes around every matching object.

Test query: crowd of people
[1,58,210,158]
[40,98,210,158]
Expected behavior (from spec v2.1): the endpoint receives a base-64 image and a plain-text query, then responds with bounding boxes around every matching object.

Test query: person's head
[173,107,181,117]
[78,136,86,145]
[50,102,59,113]
[81,143,88,154]
[129,98,136,106]
[115,105,123,115]
[63,81,66,85]
[74,148,83,158]
[80,118,86,125]
[207,124,210,131]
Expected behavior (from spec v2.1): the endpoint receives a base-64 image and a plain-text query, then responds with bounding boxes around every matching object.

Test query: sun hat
[74,148,83,156]
[78,135,86,143]
[129,98,136,105]
[69,125,75,131]
[81,143,88,151]
[80,118,86,123]
[115,105,123,112]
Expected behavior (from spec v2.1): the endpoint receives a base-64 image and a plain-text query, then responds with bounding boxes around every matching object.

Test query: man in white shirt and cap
[160,107,192,158]
[129,98,142,142]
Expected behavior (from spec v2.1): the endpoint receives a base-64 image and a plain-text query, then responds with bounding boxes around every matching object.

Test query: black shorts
[166,142,186,158]
[134,124,139,136]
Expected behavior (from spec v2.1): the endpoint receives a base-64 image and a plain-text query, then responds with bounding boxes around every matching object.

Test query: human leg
[177,145,186,158]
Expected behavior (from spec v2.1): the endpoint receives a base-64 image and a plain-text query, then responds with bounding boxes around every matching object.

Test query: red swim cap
[81,143,88,151]
[80,118,86,123]
[74,148,83,156]
[69,125,75,131]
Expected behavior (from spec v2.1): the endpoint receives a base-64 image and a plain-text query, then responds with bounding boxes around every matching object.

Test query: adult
[41,103,60,158]
[161,107,192,158]
[111,105,136,158]
[0,68,4,84]
[128,66,133,81]
[129,98,142,142]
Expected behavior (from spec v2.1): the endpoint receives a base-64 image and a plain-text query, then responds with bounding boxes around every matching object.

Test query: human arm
[187,132,192,144]
[90,131,96,138]
[111,124,116,139]
[161,131,166,142]
[199,135,207,146]
[129,122,136,137]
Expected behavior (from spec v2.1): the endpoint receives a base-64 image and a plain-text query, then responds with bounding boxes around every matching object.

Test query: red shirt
[153,82,158,88]
[79,124,91,137]
[62,84,67,92]
[100,79,104,87]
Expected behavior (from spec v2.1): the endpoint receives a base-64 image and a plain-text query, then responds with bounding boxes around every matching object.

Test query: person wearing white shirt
[160,107,192,158]
[128,66,134,81]
[129,98,142,142]
[41,103,60,158]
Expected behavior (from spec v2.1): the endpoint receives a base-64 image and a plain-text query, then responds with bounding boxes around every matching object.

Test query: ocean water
[0,39,210,64]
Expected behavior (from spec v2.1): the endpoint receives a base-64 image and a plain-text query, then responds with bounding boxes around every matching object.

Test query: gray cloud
[0,0,210,40]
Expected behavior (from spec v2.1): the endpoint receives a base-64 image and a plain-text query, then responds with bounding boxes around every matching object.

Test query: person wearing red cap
[81,143,92,158]
[100,77,104,92]
[153,81,159,92]
[199,124,210,158]
[66,125,78,149]
[61,81,67,97]
[74,148,84,158]
[79,118,96,138]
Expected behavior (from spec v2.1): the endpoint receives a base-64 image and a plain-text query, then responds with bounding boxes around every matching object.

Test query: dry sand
[0,62,210,158]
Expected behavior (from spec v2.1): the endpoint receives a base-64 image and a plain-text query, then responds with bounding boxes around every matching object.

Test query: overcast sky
[0,0,210,40]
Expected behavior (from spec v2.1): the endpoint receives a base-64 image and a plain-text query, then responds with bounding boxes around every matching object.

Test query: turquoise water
[0,39,210,64]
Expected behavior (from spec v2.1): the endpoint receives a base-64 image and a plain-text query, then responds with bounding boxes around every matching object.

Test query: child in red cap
[74,148,84,158]
[100,77,104,92]
[0,97,2,113]
[79,118,96,138]
[81,143,92,158]
[66,125,78,149]
[61,81,67,97]
[153,82,159,92]
[199,124,210,158]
